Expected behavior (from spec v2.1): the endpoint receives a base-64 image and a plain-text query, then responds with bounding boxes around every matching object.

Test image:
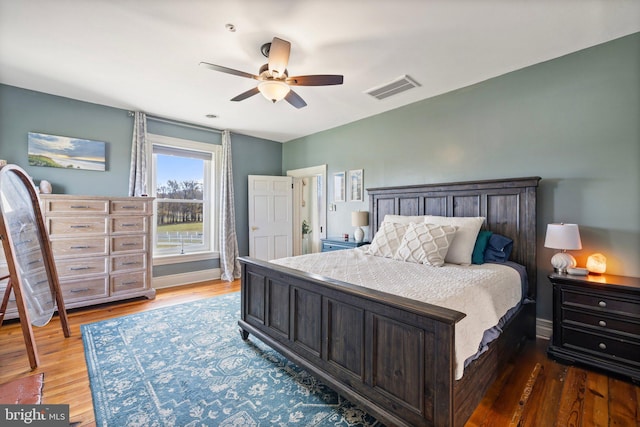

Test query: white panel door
[248,175,293,260]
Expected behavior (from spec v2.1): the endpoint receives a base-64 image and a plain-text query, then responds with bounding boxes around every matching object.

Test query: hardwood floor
[1,280,638,426]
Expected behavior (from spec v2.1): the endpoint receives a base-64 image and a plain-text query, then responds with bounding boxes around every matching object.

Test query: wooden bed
[238,176,540,427]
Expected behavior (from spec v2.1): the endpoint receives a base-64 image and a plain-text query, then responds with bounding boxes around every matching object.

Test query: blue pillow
[471,230,493,264]
[484,234,513,263]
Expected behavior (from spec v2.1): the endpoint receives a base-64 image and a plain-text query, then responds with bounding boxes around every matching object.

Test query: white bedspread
[270,247,522,379]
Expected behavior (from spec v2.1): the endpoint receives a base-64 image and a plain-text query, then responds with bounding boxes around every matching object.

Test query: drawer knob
[598,343,607,350]
[598,320,607,327]
[598,301,607,308]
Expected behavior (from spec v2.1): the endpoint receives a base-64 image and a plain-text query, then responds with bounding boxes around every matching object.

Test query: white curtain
[128,112,148,197]
[219,130,241,281]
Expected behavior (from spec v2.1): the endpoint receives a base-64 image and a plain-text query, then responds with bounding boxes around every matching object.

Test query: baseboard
[536,318,552,340]
[152,268,221,289]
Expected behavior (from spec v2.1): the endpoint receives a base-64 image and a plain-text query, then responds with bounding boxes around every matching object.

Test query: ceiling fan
[200,37,343,109]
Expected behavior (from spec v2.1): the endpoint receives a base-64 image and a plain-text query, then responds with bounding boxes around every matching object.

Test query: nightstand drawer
[562,289,639,318]
[562,326,640,364]
[321,238,369,252]
[322,242,352,251]
[563,307,640,337]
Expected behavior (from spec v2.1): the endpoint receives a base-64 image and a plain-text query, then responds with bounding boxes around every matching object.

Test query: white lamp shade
[544,223,582,250]
[351,211,369,227]
[258,80,290,103]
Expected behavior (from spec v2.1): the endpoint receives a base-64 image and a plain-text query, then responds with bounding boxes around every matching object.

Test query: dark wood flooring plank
[508,362,542,427]
[556,367,588,427]
[481,354,543,427]
[582,370,609,427]
[608,376,638,427]
[465,363,515,426]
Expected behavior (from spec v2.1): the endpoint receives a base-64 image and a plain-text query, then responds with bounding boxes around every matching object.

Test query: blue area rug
[82,292,382,426]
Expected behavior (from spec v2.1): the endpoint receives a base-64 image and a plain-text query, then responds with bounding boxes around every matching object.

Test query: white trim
[152,268,221,289]
[536,318,553,339]
[153,251,220,266]
[147,133,222,260]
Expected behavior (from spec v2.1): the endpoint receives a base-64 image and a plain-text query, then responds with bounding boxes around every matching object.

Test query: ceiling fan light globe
[258,80,290,103]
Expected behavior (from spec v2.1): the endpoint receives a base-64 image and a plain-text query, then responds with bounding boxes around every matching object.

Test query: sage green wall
[283,33,640,321]
[0,84,283,277]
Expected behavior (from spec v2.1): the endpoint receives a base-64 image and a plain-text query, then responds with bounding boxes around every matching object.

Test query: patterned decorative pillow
[367,221,408,258]
[394,222,457,266]
[423,216,485,265]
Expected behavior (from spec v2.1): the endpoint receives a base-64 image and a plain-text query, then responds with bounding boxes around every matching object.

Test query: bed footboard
[239,256,466,427]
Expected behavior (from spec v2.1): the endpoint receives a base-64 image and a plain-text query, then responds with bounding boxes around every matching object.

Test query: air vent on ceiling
[365,75,421,100]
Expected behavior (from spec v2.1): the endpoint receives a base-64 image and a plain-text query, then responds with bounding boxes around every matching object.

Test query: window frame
[146,133,221,265]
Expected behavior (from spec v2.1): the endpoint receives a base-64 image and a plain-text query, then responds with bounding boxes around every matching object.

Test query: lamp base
[354,227,364,243]
[551,251,576,275]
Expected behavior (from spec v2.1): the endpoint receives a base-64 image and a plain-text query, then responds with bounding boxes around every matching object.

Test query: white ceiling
[1,1,638,143]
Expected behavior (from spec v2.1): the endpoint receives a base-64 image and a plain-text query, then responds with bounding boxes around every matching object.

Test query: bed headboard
[367,176,541,300]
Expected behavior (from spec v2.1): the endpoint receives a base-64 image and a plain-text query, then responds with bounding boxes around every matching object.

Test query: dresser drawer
[111,253,146,273]
[562,289,639,318]
[55,257,109,279]
[563,307,640,337]
[50,237,109,259]
[111,271,147,295]
[111,216,147,234]
[21,267,49,294]
[12,248,44,271]
[111,235,147,254]
[9,224,41,253]
[60,276,109,302]
[43,199,109,215]
[47,217,108,236]
[111,200,151,215]
[562,326,640,364]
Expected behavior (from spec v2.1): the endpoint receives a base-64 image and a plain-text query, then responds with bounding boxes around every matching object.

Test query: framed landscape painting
[28,132,106,171]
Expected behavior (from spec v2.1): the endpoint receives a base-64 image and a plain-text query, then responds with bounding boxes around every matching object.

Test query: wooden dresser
[0,195,155,319]
[547,273,640,382]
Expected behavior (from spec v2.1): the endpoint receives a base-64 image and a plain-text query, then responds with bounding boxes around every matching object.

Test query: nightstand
[321,237,369,252]
[547,273,640,382]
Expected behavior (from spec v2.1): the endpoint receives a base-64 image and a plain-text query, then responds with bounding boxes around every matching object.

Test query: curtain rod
[128,111,223,134]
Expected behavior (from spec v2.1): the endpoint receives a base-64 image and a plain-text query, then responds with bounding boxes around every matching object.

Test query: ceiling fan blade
[285,89,307,109]
[199,62,258,80]
[231,87,260,102]
[268,37,291,77]
[286,75,344,86]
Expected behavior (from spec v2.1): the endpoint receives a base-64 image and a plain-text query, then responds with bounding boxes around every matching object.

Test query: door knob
[251,226,258,231]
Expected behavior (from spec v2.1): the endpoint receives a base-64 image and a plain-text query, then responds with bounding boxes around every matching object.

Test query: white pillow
[382,214,426,224]
[423,215,485,265]
[367,221,408,258]
[394,223,457,266]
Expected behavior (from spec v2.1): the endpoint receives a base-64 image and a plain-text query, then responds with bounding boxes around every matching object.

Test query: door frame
[287,165,327,255]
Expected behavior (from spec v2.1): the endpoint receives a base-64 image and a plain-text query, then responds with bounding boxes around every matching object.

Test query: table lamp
[544,223,582,274]
[351,211,368,243]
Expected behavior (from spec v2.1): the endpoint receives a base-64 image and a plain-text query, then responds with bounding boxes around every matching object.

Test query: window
[148,134,220,263]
